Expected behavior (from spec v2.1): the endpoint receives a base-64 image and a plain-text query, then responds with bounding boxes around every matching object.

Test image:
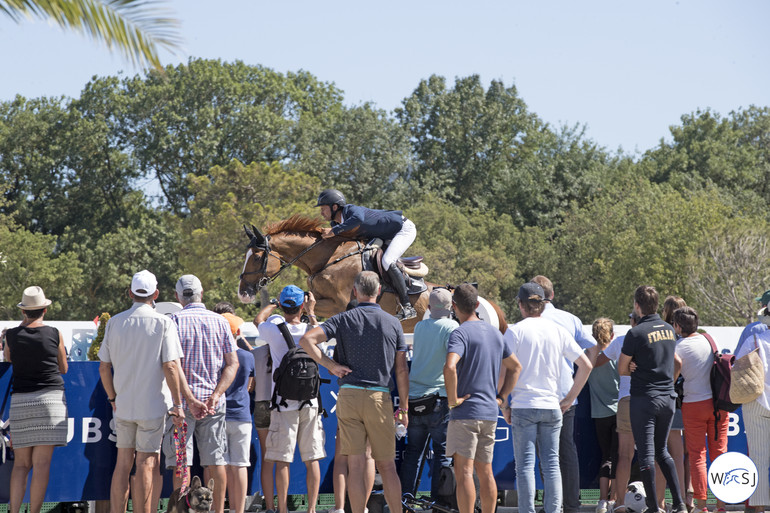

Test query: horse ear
[252,224,263,238]
[243,224,254,239]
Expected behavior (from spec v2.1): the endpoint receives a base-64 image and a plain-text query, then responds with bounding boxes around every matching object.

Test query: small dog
[166,475,214,513]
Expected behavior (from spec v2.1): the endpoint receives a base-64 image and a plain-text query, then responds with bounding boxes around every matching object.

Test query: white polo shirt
[99,302,184,420]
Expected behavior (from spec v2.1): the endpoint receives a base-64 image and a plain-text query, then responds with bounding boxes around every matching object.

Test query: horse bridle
[239,225,374,292]
[239,233,325,291]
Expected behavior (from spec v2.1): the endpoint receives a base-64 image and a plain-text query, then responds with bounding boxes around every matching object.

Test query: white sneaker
[329,509,344,513]
[597,500,608,513]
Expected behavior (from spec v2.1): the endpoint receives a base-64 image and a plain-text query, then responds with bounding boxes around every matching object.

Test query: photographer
[253,285,323,513]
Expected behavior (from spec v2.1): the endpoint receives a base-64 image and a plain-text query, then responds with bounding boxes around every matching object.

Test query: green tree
[123,59,344,213]
[396,74,617,227]
[293,103,413,209]
[0,225,83,319]
[641,107,770,214]
[1,0,181,68]
[687,219,770,325]
[60,213,182,319]
[180,160,320,310]
[547,180,731,323]
[405,195,522,315]
[0,93,148,238]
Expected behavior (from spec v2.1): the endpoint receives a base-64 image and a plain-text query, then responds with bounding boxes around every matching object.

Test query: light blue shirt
[409,317,458,398]
[735,321,767,356]
[541,302,596,401]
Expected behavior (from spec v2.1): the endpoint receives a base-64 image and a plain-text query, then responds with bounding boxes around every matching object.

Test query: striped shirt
[170,303,236,409]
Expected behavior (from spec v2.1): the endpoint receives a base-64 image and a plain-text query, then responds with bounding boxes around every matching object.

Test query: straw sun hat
[17,286,53,310]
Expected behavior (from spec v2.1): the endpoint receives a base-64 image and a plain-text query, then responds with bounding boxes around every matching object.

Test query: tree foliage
[687,220,770,325]
[0,225,83,320]
[545,181,730,324]
[0,60,768,326]
[180,160,320,311]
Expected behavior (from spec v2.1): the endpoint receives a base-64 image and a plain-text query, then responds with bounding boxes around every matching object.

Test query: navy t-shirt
[321,302,407,389]
[621,313,677,398]
[447,320,510,421]
[225,348,256,422]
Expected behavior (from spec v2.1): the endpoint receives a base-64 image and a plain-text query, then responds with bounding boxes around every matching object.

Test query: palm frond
[0,0,182,69]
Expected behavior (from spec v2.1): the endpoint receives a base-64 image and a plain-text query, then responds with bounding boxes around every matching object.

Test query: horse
[238,215,508,334]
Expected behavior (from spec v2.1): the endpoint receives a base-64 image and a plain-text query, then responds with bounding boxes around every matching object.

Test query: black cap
[518,282,545,302]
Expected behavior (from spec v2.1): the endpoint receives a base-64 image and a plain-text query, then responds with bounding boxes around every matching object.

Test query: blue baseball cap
[279,285,305,308]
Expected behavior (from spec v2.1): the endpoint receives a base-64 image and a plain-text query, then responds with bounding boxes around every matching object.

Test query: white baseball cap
[131,270,158,297]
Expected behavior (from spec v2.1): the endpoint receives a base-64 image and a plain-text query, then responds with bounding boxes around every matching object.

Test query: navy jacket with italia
[331,204,404,240]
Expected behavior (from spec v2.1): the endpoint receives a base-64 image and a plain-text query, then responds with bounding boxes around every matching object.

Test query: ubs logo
[708,452,758,503]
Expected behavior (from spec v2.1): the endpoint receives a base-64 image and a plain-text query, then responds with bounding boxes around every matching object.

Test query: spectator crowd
[4,270,770,513]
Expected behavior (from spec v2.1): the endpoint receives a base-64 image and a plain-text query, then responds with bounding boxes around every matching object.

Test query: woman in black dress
[2,286,68,513]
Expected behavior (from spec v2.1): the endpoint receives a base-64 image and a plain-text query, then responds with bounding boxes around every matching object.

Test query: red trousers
[682,399,728,501]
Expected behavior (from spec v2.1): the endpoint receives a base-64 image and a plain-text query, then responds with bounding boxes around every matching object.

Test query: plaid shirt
[171,303,236,409]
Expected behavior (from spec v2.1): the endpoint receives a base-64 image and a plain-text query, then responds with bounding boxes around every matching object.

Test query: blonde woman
[2,286,68,513]
[590,319,620,513]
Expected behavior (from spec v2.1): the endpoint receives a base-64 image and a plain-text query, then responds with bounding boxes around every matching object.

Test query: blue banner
[0,362,751,501]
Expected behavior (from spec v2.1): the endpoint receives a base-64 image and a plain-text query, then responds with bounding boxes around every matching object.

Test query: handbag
[729,335,766,404]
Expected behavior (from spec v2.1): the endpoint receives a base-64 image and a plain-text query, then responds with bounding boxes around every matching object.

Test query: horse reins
[240,235,325,290]
[240,235,375,291]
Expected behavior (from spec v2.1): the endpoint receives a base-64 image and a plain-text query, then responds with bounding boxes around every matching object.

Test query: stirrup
[396,303,417,321]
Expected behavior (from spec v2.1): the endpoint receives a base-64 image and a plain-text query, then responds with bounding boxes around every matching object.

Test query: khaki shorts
[116,416,166,453]
[265,407,326,463]
[336,388,395,461]
[253,400,272,430]
[446,419,497,464]
[616,396,632,434]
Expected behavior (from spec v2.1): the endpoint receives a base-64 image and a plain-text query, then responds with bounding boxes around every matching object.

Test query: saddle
[361,239,428,296]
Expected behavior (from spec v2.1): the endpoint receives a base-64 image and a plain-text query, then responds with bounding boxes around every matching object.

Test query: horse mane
[264,215,324,236]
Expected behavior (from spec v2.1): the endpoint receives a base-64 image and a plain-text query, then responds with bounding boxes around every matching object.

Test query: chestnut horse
[238,215,507,334]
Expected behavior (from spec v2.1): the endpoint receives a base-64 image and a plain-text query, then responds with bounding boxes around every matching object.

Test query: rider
[315,188,418,321]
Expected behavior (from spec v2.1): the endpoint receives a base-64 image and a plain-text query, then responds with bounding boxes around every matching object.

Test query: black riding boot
[386,264,417,321]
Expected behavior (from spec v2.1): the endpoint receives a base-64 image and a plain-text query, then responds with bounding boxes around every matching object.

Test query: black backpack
[704,333,738,438]
[271,322,327,414]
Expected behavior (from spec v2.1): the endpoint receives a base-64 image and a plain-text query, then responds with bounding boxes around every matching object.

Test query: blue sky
[1,0,768,154]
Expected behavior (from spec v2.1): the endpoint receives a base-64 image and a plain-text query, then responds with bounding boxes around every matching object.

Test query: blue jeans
[399,396,451,498]
[512,408,563,513]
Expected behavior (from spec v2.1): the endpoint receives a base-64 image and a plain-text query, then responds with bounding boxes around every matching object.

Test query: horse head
[237,216,331,304]
[238,224,279,303]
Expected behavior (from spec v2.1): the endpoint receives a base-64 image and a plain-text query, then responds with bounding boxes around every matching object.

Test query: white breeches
[382,219,416,270]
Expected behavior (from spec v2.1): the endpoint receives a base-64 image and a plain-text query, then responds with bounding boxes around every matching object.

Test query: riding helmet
[315,188,346,207]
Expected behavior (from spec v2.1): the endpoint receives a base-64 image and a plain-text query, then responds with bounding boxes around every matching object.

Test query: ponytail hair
[592,317,614,346]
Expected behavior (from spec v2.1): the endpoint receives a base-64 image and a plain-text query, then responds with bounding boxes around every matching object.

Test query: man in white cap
[163,274,238,513]
[399,287,458,501]
[99,270,197,513]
